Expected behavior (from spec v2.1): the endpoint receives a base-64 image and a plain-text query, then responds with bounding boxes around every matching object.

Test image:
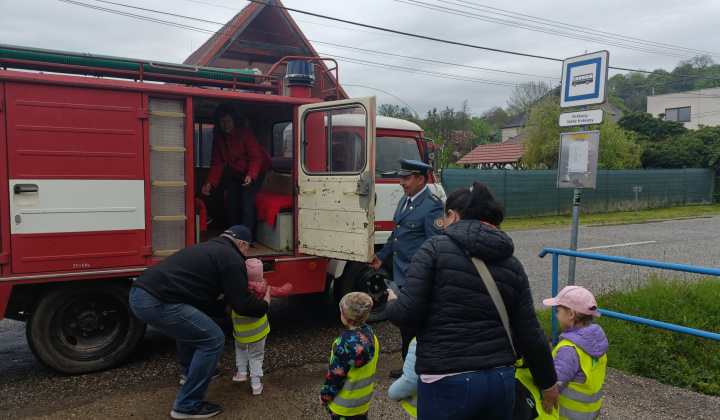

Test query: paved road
[509,215,720,307]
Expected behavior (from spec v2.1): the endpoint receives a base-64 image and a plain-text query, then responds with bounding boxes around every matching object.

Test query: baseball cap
[339,292,374,324]
[223,225,252,244]
[543,285,601,317]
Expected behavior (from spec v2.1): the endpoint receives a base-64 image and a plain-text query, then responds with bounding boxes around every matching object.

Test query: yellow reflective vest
[327,333,379,417]
[514,359,559,420]
[231,311,270,343]
[402,393,418,418]
[553,340,607,420]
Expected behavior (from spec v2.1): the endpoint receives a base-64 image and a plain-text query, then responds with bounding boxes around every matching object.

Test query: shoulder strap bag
[470,256,517,358]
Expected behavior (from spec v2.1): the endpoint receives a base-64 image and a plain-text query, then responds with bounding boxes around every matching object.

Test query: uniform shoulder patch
[429,194,439,202]
[434,217,444,229]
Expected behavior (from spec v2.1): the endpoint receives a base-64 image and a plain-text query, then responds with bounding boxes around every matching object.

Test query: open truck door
[297,97,376,262]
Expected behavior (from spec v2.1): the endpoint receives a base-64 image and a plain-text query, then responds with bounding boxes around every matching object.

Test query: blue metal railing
[538,248,720,345]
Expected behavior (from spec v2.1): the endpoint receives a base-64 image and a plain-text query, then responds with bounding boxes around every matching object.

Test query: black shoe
[390,368,403,379]
[171,401,221,419]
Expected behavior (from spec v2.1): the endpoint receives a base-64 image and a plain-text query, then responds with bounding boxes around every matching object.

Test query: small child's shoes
[252,383,263,395]
[233,372,247,382]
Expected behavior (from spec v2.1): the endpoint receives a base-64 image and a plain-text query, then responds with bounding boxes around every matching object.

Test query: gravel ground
[2,217,720,419]
[2,307,720,419]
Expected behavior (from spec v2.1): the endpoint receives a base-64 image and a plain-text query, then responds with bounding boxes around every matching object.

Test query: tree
[522,98,642,170]
[641,133,708,168]
[377,104,417,121]
[521,96,566,169]
[480,106,511,129]
[617,111,687,142]
[595,119,643,169]
[506,81,552,118]
[468,118,491,149]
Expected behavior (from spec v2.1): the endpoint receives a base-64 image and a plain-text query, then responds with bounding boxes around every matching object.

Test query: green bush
[537,277,720,396]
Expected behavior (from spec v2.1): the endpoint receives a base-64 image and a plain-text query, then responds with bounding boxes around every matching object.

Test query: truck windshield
[376,136,422,177]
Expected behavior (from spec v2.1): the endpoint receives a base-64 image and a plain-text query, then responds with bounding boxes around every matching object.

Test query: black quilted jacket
[386,219,557,390]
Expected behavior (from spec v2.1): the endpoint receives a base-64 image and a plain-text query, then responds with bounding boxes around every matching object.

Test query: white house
[646,87,720,129]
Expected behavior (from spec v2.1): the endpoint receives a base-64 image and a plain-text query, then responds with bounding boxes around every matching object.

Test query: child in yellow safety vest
[515,286,608,420]
[229,258,291,396]
[319,292,378,420]
[388,338,418,419]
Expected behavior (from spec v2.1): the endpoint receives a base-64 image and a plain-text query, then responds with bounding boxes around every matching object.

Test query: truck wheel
[26,281,146,374]
[333,262,390,323]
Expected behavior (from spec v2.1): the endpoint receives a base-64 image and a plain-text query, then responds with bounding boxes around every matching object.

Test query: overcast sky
[3,0,719,117]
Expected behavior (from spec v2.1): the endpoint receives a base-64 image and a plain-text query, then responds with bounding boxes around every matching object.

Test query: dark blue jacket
[375,187,444,286]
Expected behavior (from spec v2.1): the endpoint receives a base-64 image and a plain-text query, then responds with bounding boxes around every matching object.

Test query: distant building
[456,143,526,169]
[646,87,720,130]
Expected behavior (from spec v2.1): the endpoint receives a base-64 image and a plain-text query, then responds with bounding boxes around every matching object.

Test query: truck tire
[26,281,146,374]
[333,262,391,323]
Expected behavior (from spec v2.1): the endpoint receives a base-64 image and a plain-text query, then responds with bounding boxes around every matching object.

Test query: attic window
[665,107,691,122]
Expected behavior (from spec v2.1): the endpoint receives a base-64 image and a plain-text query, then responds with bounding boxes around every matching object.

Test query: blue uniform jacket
[375,187,444,286]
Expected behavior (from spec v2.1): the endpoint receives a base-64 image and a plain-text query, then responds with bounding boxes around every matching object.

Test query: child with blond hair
[319,292,378,420]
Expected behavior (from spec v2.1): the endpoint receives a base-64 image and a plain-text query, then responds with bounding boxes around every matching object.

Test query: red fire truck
[0,45,443,374]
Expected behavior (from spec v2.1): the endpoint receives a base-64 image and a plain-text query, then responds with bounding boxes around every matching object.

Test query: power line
[314,41,555,80]
[57,0,720,87]
[343,84,420,117]
[58,0,554,87]
[394,0,699,60]
[420,0,720,60]
[250,1,720,81]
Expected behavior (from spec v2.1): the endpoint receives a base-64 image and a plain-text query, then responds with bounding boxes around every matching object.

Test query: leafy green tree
[468,117,491,148]
[641,133,708,168]
[617,111,687,142]
[521,96,567,169]
[595,119,643,169]
[480,106,511,130]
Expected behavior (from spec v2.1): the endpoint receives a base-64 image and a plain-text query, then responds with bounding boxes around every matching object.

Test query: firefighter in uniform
[370,159,444,377]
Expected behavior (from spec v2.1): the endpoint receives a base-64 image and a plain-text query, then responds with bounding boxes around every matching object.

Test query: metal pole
[552,253,559,346]
[635,189,638,216]
[568,189,581,285]
[568,109,587,285]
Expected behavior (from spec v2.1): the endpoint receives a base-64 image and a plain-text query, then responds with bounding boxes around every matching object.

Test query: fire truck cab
[0,45,442,374]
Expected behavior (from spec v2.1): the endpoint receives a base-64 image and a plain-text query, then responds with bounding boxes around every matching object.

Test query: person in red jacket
[202,104,272,234]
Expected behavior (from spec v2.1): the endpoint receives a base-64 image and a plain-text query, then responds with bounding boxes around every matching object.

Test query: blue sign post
[560,51,609,108]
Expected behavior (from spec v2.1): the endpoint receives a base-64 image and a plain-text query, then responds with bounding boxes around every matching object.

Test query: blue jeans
[417,366,516,420]
[129,287,225,411]
[226,171,266,232]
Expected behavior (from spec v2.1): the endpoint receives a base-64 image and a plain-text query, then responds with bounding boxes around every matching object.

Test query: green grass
[502,204,720,230]
[537,276,720,396]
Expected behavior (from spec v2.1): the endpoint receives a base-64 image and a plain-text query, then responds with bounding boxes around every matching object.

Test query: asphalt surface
[1,216,720,419]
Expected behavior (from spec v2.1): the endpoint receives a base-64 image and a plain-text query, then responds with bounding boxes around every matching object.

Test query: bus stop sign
[560,51,609,108]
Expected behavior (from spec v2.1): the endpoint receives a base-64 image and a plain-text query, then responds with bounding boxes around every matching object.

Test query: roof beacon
[286,61,315,98]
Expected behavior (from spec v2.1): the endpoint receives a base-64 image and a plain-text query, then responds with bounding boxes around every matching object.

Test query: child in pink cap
[542,286,608,419]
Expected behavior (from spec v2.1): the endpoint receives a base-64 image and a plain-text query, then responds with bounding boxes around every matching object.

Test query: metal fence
[538,248,720,346]
[441,168,715,218]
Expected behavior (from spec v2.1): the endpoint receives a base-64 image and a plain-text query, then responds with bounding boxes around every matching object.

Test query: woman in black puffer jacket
[386,182,558,420]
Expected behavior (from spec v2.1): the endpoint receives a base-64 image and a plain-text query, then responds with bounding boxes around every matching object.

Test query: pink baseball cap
[543,286,601,317]
[245,258,263,283]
